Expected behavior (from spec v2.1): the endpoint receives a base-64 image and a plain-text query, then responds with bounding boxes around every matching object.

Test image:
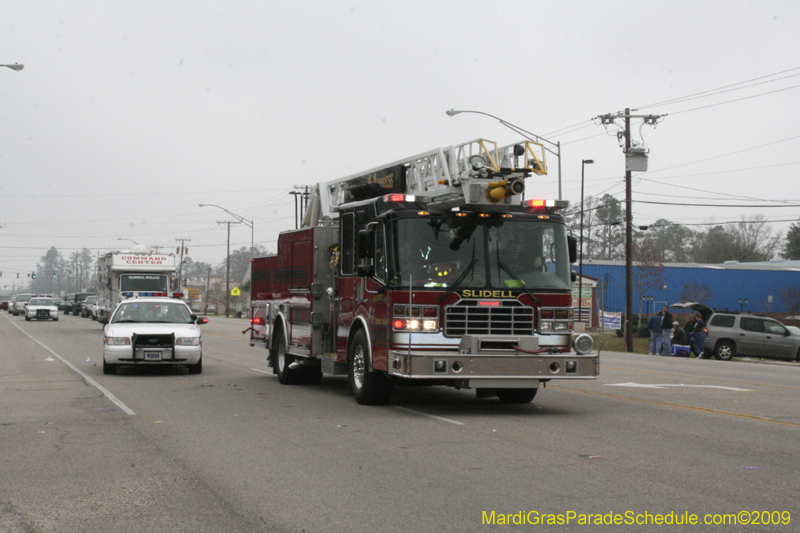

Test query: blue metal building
[579,260,800,315]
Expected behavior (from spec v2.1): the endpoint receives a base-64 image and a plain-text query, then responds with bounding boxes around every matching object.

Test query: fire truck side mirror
[357,229,373,260]
[567,235,578,264]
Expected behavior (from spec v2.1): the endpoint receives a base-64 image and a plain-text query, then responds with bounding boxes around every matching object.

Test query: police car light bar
[121,291,185,299]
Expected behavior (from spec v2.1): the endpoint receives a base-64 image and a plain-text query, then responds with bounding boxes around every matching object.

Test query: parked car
[205,304,216,315]
[25,297,59,321]
[12,293,35,316]
[0,295,12,311]
[102,296,208,375]
[672,302,800,361]
[70,292,96,316]
[80,295,98,318]
[63,294,75,314]
[94,297,110,323]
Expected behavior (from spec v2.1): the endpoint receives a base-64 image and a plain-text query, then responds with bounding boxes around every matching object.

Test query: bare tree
[779,286,800,313]
[729,215,782,262]
[680,281,713,303]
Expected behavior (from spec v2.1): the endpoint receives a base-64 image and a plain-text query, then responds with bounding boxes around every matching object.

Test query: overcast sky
[2,0,800,285]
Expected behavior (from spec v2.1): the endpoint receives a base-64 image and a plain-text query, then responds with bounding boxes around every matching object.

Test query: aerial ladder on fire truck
[303,138,552,227]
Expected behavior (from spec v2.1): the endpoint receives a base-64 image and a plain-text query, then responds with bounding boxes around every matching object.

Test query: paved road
[2,312,798,532]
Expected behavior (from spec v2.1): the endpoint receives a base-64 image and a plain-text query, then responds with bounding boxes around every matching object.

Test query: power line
[636,199,800,208]
[669,83,800,116]
[636,66,800,110]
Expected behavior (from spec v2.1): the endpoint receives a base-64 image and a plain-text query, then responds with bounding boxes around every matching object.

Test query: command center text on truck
[248,137,598,404]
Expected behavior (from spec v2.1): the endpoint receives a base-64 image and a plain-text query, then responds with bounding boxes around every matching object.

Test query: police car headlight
[176,337,200,346]
[104,337,131,345]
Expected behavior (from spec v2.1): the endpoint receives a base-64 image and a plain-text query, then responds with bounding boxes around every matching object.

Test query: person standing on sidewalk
[660,305,673,355]
[647,311,663,355]
[693,312,708,358]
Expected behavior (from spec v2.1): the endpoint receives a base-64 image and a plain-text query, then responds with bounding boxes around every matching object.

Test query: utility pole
[175,238,191,290]
[290,185,311,229]
[218,221,241,317]
[595,108,664,352]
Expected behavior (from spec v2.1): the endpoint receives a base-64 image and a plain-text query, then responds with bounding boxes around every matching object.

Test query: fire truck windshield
[388,215,571,291]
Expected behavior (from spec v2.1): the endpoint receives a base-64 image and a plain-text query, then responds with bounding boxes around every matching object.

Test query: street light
[117,238,139,246]
[199,204,254,250]
[446,109,564,199]
[0,63,24,71]
[578,159,594,325]
[738,298,748,312]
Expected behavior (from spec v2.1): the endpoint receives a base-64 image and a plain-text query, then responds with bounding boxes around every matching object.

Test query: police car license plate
[144,351,162,361]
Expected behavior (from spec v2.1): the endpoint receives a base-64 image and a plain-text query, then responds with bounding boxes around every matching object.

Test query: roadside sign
[231,287,241,296]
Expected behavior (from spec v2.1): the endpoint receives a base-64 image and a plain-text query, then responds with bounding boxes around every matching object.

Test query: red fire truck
[248,138,598,404]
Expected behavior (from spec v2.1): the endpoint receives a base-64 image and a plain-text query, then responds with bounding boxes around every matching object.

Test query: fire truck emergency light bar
[524,199,569,212]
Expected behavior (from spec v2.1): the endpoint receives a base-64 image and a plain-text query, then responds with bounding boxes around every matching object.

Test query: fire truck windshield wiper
[438,257,478,302]
[496,260,542,305]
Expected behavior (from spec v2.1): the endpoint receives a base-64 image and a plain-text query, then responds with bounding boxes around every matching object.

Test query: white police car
[102,294,207,375]
[25,297,59,321]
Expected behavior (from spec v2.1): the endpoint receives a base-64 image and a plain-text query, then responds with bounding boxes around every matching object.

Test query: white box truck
[97,245,178,323]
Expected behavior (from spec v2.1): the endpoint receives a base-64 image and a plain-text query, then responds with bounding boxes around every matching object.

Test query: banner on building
[602,311,621,329]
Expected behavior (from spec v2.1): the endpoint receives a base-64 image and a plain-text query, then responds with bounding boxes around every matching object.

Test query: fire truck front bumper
[386,334,598,386]
[386,351,598,384]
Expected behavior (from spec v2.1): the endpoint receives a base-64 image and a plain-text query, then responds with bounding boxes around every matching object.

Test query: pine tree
[783,220,800,260]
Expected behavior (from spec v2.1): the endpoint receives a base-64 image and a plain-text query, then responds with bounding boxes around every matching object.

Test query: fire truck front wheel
[348,330,393,405]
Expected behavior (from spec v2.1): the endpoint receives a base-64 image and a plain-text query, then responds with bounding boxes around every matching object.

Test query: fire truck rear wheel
[274,328,300,385]
[496,388,537,404]
[348,329,393,405]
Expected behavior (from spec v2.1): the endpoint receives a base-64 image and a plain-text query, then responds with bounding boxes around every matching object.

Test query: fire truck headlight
[392,305,440,332]
[422,320,437,331]
[540,322,552,332]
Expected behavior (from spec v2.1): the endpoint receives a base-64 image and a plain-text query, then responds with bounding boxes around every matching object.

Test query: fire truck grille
[444,300,534,337]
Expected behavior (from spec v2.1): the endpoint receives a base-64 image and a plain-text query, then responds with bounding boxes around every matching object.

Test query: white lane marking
[7,317,136,415]
[606,382,753,391]
[251,368,271,374]
[392,406,465,425]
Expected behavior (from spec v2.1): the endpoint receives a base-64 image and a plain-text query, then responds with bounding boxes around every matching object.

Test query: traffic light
[31,272,36,279]
[53,272,56,278]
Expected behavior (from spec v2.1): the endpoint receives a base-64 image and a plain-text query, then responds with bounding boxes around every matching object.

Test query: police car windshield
[111,301,193,324]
